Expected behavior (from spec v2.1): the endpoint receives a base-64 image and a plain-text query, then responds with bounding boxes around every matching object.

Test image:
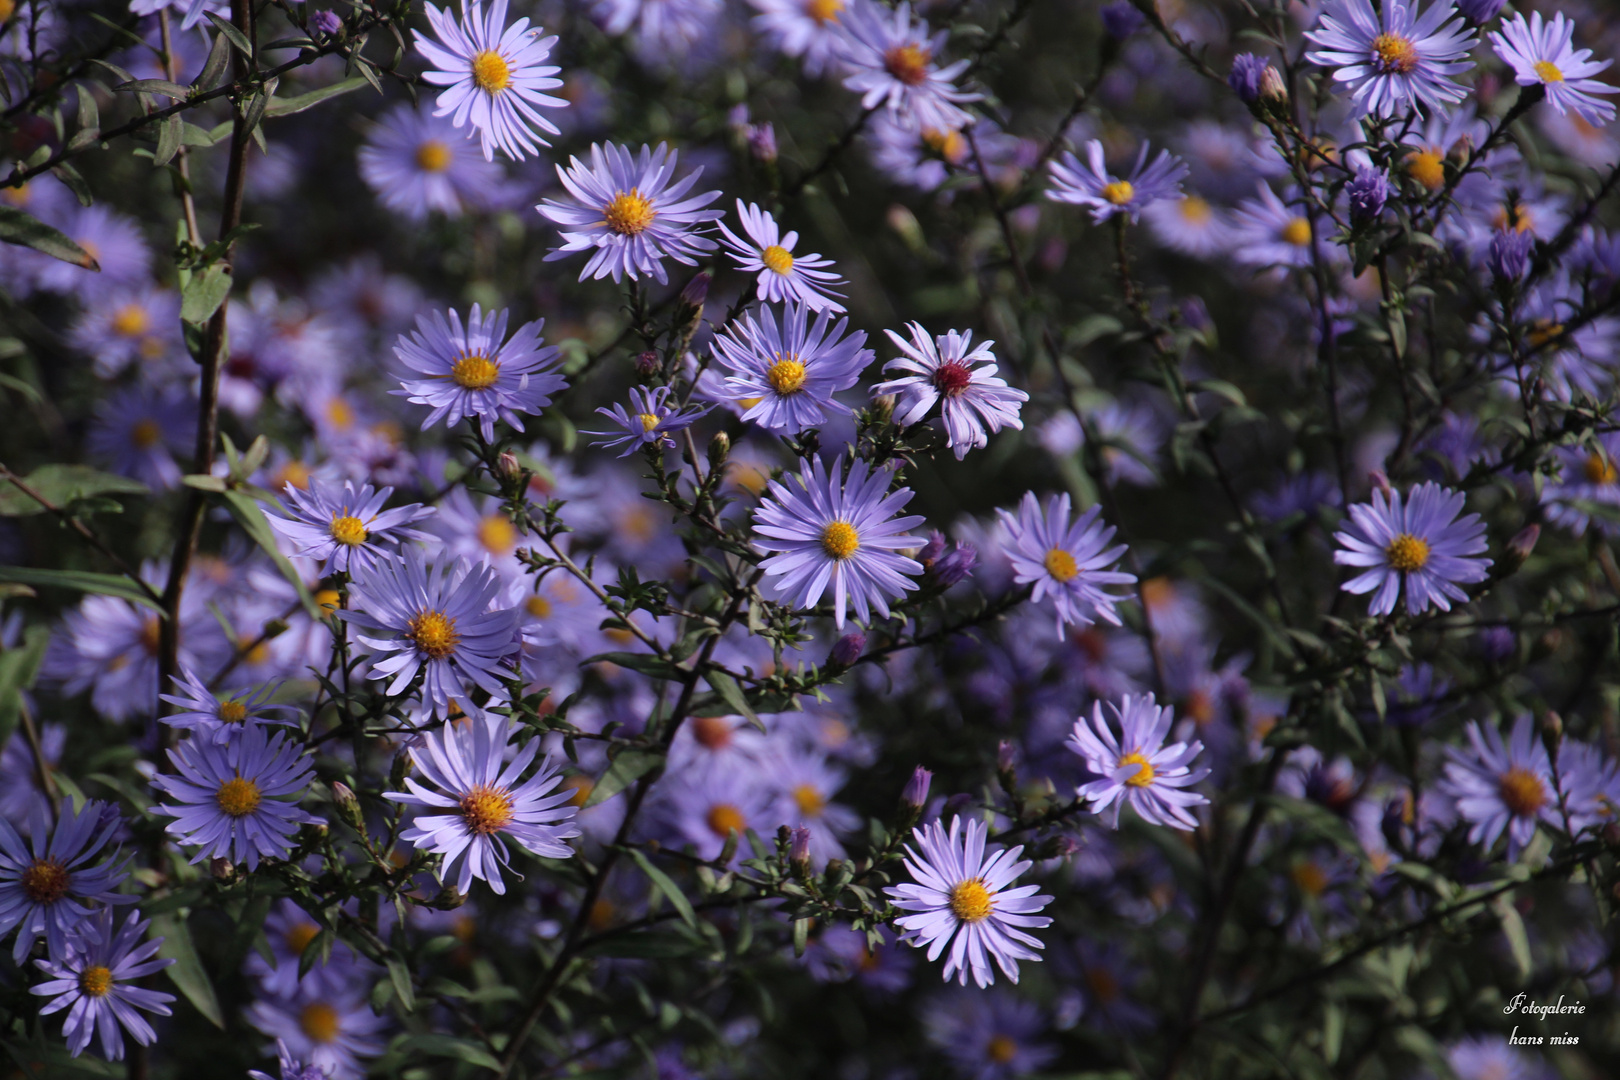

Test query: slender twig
[0,462,161,605]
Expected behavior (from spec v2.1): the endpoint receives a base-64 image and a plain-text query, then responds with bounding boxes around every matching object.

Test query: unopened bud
[996,739,1017,790]
[497,451,522,484]
[635,350,660,377]
[430,886,467,910]
[1540,710,1563,753]
[871,393,896,424]
[1228,53,1269,106]
[1032,834,1080,861]
[748,122,778,164]
[311,9,342,35]
[1456,0,1504,23]
[332,781,362,828]
[789,826,811,874]
[1503,523,1540,571]
[1447,133,1474,167]
[827,631,866,669]
[679,271,711,308]
[1259,66,1288,106]
[930,541,977,588]
[1488,228,1534,284]
[899,766,932,824]
[210,857,235,881]
[918,531,947,567]
[707,431,730,473]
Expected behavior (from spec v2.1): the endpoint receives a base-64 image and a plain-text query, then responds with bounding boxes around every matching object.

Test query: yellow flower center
[315,589,342,611]
[415,139,453,172]
[1583,452,1618,485]
[131,418,161,449]
[921,127,966,161]
[408,610,460,659]
[761,245,795,274]
[1405,150,1445,192]
[525,594,553,618]
[218,699,248,724]
[1534,60,1565,84]
[1119,750,1156,788]
[793,783,827,817]
[948,878,993,923]
[470,49,511,94]
[706,803,746,838]
[478,513,516,554]
[1371,32,1418,75]
[563,775,594,807]
[603,189,656,236]
[451,353,500,390]
[329,515,368,546]
[637,412,662,433]
[1043,548,1079,582]
[0,0,14,24]
[884,43,931,85]
[1291,860,1329,897]
[820,521,859,560]
[1384,533,1430,573]
[459,784,515,835]
[325,396,355,429]
[806,0,843,23]
[139,617,162,656]
[216,776,262,818]
[20,858,69,903]
[287,922,320,956]
[1527,319,1564,349]
[111,302,149,338]
[299,1001,341,1044]
[1179,196,1212,224]
[1498,766,1547,817]
[277,461,312,491]
[1282,217,1313,247]
[987,1035,1018,1064]
[1102,180,1135,206]
[767,356,807,394]
[79,966,114,998]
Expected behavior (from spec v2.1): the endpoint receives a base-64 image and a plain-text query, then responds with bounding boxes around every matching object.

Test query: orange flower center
[1043,548,1079,582]
[948,878,993,922]
[216,776,262,817]
[883,43,931,85]
[459,784,515,834]
[79,966,114,997]
[1371,33,1418,75]
[1384,533,1430,573]
[20,858,70,903]
[603,189,656,236]
[706,803,746,838]
[820,521,859,560]
[471,50,511,93]
[1498,767,1547,817]
[299,1001,341,1044]
[408,610,460,659]
[415,140,453,172]
[761,244,794,274]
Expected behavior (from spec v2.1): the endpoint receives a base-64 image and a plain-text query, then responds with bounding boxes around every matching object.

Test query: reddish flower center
[883,43,931,85]
[931,359,975,398]
[21,858,70,904]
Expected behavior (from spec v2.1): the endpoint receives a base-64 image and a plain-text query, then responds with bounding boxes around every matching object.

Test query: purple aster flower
[0,799,132,964]
[1439,716,1560,857]
[385,716,579,894]
[1233,184,1327,269]
[885,815,1053,987]
[1542,433,1620,537]
[1048,139,1189,224]
[919,530,978,587]
[996,491,1136,638]
[872,322,1027,460]
[1333,481,1491,616]
[159,667,301,744]
[151,723,316,871]
[339,549,520,710]
[1070,938,1157,1034]
[267,477,433,575]
[1447,1036,1546,1080]
[1067,693,1210,830]
[86,384,194,491]
[747,0,848,76]
[1488,227,1535,282]
[837,0,980,132]
[924,988,1057,1079]
[393,304,567,441]
[417,0,567,161]
[537,142,723,284]
[247,974,387,1080]
[69,287,181,378]
[0,722,62,831]
[711,302,873,435]
[1304,0,1477,119]
[1490,10,1618,126]
[591,0,722,59]
[752,455,926,630]
[718,200,846,312]
[1228,53,1273,104]
[357,102,508,220]
[766,748,860,865]
[1556,739,1620,836]
[36,204,150,296]
[1455,0,1503,24]
[588,384,712,457]
[1099,0,1146,39]
[1143,192,1233,258]
[249,1039,334,1080]
[30,910,174,1060]
[1346,165,1390,222]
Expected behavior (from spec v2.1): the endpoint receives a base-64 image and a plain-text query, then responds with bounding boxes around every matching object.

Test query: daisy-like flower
[884,815,1053,987]
[752,455,926,630]
[69,287,181,378]
[247,975,388,1080]
[249,1040,332,1080]
[357,102,508,220]
[872,322,1027,460]
[1067,694,1210,830]
[718,201,846,312]
[417,0,567,161]
[711,303,873,435]
[748,0,848,76]
[0,800,132,964]
[838,0,980,133]
[997,491,1136,638]
[537,142,723,284]
[86,384,194,492]
[160,667,300,744]
[393,304,567,441]
[385,716,579,894]
[1439,716,1560,857]
[1143,193,1233,258]
[1333,481,1491,616]
[150,723,316,871]
[1232,184,1327,269]
[588,384,712,457]
[1303,0,1477,118]
[1047,140,1189,224]
[31,910,174,1061]
[267,477,434,575]
[339,549,520,710]
[1490,10,1618,127]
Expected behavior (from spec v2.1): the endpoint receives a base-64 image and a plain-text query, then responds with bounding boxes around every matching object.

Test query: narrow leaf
[179,265,231,325]
[625,847,697,929]
[204,11,253,56]
[0,567,161,612]
[193,31,231,90]
[0,206,97,269]
[115,78,191,99]
[220,489,319,618]
[705,668,762,731]
[264,77,370,118]
[154,114,182,167]
[585,749,661,808]
[385,954,417,1013]
[0,464,147,517]
[151,914,225,1029]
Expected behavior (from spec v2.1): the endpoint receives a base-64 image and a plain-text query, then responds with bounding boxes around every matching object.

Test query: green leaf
[705,667,762,732]
[585,749,661,807]
[1492,893,1532,979]
[385,954,417,1013]
[0,567,161,612]
[582,651,682,681]
[73,83,99,137]
[624,847,697,929]
[180,265,231,325]
[393,1034,502,1070]
[0,206,98,269]
[154,113,182,167]
[115,78,191,99]
[203,11,253,56]
[218,489,319,619]
[0,464,147,516]
[265,77,371,118]
[152,914,225,1029]
[193,31,232,90]
[0,624,49,751]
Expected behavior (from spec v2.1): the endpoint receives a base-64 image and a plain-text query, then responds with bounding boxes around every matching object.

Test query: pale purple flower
[1439,716,1560,857]
[159,667,301,744]
[151,723,316,870]
[267,478,433,574]
[86,384,194,492]
[1047,140,1189,223]
[1068,693,1210,830]
[1228,53,1273,104]
[872,322,1026,459]
[711,302,873,435]
[537,142,723,283]
[357,102,508,220]
[1304,0,1478,118]
[748,0,848,75]
[719,200,846,312]
[0,799,132,964]
[885,815,1053,987]
[924,988,1057,1079]
[385,716,579,894]
[837,0,980,133]
[1333,481,1491,616]
[997,491,1136,638]
[1490,10,1617,126]
[393,304,567,441]
[591,0,722,58]
[1346,165,1390,222]
[249,1040,334,1080]
[247,975,387,1080]
[752,455,926,630]
[69,287,181,378]
[588,384,711,457]
[417,0,567,161]
[31,910,174,1060]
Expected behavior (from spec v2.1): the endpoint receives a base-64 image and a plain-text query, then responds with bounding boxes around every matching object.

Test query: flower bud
[1227,53,1270,105]
[918,531,947,568]
[748,122,778,164]
[871,393,896,424]
[1347,166,1389,224]
[1540,710,1563,754]
[1488,228,1534,284]
[707,431,730,473]
[1100,0,1145,39]
[827,631,866,669]
[1502,523,1540,572]
[900,766,932,824]
[1259,66,1289,107]
[430,885,467,910]
[332,781,363,829]
[679,271,711,309]
[1032,834,1080,861]
[931,542,977,588]
[1456,0,1504,22]
[1446,133,1474,168]
[311,9,342,35]
[211,857,235,881]
[789,826,812,875]
[996,739,1017,791]
[635,350,661,377]
[497,450,522,485]
[1369,470,1392,497]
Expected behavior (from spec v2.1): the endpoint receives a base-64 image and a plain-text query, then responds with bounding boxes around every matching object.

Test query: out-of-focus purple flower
[924,987,1058,1078]
[1488,227,1534,282]
[1228,53,1272,104]
[311,9,342,34]
[1100,0,1145,39]
[1455,0,1503,22]
[837,0,979,133]
[1347,166,1390,223]
[748,121,778,162]
[920,530,978,587]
